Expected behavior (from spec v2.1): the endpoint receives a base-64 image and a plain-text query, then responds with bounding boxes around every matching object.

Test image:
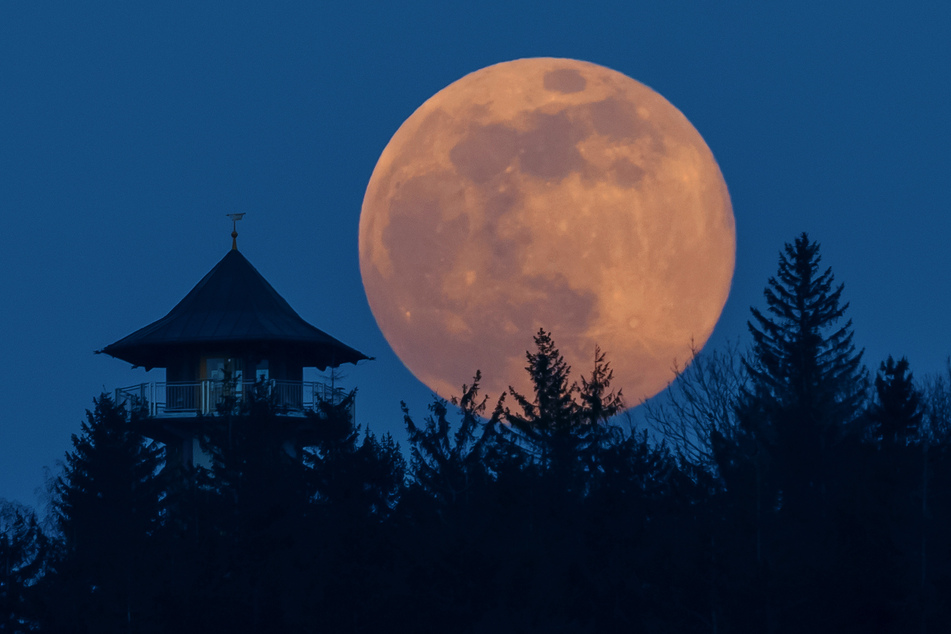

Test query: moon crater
[360,58,735,404]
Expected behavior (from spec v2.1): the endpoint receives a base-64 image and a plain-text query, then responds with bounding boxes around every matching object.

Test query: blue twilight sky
[1,1,948,508]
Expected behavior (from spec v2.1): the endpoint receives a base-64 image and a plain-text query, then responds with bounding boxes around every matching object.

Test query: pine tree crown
[744,232,866,421]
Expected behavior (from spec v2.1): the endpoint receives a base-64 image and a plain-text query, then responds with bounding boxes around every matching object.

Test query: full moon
[360,58,734,406]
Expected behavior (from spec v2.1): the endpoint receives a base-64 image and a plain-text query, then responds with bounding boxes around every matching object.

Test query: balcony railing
[114,380,353,419]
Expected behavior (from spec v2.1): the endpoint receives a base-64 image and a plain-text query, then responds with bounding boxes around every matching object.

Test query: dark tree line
[3,232,951,632]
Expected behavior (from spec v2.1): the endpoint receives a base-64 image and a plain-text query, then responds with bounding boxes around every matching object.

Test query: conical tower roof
[99,249,369,371]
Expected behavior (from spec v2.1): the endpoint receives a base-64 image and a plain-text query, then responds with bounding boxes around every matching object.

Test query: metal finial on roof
[226,213,246,250]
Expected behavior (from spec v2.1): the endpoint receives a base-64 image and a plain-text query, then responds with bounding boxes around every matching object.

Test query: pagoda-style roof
[99,249,369,371]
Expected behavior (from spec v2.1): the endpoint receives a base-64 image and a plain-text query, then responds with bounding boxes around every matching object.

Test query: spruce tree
[0,500,47,632]
[741,233,866,502]
[306,391,405,519]
[728,233,871,630]
[870,355,922,447]
[402,373,496,510]
[745,233,866,425]
[46,394,164,632]
[500,329,623,495]
[298,391,406,632]
[188,385,313,629]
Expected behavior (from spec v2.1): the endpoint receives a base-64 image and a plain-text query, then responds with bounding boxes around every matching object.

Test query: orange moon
[359,58,734,406]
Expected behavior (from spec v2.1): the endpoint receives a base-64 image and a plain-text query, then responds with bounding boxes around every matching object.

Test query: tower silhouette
[98,223,368,466]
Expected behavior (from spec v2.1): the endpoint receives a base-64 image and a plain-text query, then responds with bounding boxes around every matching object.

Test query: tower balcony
[114,379,353,420]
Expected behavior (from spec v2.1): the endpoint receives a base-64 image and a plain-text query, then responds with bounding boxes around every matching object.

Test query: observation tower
[98,216,368,465]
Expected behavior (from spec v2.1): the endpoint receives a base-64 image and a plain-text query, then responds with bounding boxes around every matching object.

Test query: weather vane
[226,213,245,250]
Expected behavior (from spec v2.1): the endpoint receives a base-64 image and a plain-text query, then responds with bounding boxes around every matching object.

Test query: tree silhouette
[0,500,47,632]
[917,364,951,631]
[644,340,747,472]
[306,390,405,519]
[499,329,623,496]
[870,356,923,447]
[719,234,879,631]
[44,394,164,633]
[745,233,866,423]
[25,255,951,633]
[740,233,866,510]
[394,377,504,631]
[403,372,497,511]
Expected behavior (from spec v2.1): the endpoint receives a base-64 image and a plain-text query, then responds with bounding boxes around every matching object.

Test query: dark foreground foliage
[4,233,951,633]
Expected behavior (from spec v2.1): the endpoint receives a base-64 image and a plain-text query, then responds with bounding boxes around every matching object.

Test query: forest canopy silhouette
[2,233,950,633]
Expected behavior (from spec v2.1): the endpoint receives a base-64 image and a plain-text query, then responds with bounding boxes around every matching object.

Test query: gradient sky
[1,1,948,508]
